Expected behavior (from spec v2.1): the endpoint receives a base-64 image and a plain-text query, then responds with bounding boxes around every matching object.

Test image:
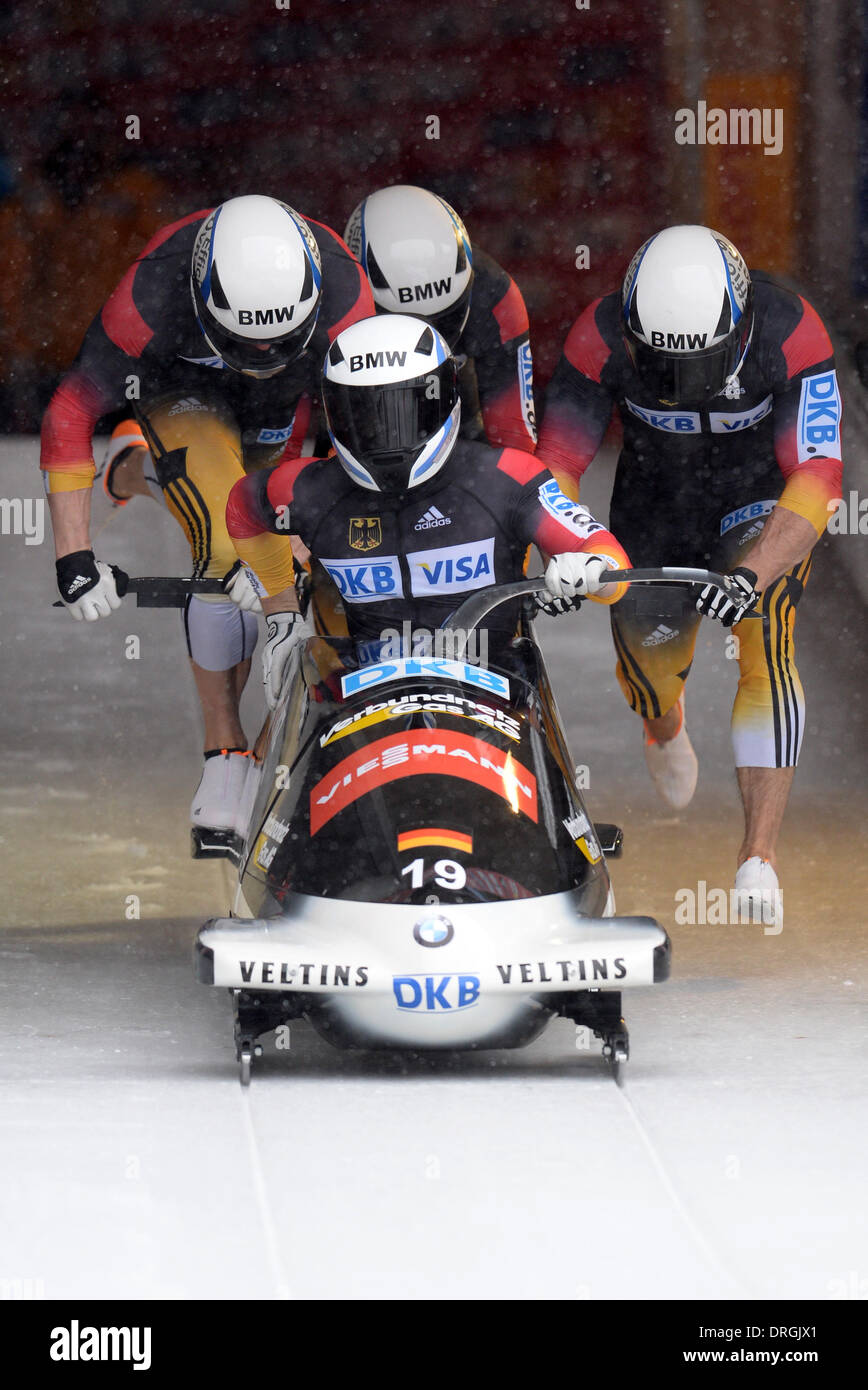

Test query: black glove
[56,549,129,622]
[696,566,758,627]
[535,592,584,617]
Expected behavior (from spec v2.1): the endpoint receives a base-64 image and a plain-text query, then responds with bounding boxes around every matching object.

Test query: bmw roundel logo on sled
[413,914,455,947]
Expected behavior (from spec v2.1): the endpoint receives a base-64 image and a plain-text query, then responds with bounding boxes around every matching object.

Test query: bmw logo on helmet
[413,914,455,947]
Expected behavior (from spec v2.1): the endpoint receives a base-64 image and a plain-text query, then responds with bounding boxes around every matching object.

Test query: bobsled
[193,575,683,1082]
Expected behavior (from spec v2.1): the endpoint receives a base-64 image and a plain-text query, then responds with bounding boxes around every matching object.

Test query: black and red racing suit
[40,209,375,489]
[451,248,538,454]
[226,438,629,651]
[536,271,844,767]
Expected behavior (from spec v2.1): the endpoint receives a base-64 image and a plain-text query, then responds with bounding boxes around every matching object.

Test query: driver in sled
[225,313,632,726]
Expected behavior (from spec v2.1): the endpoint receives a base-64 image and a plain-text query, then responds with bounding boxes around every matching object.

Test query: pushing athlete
[224,313,629,714]
[344,184,538,453]
[41,194,374,848]
[537,224,844,925]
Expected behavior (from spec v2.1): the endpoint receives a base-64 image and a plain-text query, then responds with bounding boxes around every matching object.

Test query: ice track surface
[1,437,866,1300]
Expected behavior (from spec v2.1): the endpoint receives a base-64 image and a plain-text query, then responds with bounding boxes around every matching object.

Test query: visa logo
[625,399,701,433]
[407,539,494,596]
[709,394,773,433]
[393,973,481,1011]
[797,370,842,462]
[320,554,402,602]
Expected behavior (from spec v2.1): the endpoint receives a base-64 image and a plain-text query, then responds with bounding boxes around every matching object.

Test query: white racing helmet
[621,224,753,404]
[322,314,460,493]
[344,185,474,348]
[191,195,322,378]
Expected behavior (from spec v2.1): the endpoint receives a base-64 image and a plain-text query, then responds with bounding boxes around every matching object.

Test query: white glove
[56,549,127,622]
[544,552,614,601]
[223,560,264,613]
[262,611,310,709]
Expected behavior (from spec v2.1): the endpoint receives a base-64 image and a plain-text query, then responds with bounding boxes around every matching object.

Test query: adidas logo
[642,623,677,647]
[414,506,451,531]
[67,574,90,595]
[167,396,209,416]
[738,522,764,546]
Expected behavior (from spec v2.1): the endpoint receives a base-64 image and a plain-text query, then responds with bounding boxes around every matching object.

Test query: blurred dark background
[1,0,865,430]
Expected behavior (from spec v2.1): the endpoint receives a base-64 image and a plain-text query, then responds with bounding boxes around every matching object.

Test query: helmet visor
[193,281,320,375]
[323,361,458,485]
[625,309,753,406]
[425,286,472,350]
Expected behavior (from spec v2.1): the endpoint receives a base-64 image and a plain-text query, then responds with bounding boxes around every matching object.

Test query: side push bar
[442,567,761,657]
[54,576,226,608]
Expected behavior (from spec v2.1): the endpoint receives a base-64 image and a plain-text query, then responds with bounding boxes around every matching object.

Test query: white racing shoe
[734,857,783,932]
[643,696,698,810]
[190,749,253,860]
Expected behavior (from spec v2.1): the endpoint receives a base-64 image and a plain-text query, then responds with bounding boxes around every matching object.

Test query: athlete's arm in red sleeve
[748,299,843,590]
[475,277,537,452]
[536,298,615,496]
[226,457,313,597]
[41,313,146,556]
[499,449,630,604]
[770,299,843,532]
[274,394,315,463]
[41,213,205,486]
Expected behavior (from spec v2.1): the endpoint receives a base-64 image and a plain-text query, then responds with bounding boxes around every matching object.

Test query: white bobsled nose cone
[734,857,782,929]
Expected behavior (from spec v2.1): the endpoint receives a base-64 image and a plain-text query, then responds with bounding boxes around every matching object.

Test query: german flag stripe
[398,829,473,854]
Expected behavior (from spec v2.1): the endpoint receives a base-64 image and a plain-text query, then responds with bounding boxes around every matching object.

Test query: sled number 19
[401,857,466,889]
